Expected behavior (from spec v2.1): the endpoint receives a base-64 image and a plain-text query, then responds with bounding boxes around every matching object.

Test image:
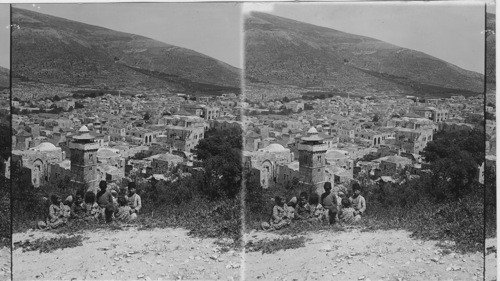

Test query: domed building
[12,142,65,188]
[243,143,294,189]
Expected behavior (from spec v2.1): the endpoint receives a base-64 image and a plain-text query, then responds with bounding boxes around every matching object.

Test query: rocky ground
[13,227,242,280]
[0,247,10,281]
[244,228,484,281]
[485,237,497,281]
[11,226,490,280]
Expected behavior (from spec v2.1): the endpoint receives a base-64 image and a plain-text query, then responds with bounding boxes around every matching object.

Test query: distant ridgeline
[11,8,241,100]
[245,12,484,100]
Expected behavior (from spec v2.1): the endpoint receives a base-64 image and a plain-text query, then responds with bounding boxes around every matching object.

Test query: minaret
[298,127,328,195]
[70,125,99,192]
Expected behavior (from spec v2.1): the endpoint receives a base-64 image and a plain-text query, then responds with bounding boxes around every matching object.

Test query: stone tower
[298,127,328,195]
[70,125,99,192]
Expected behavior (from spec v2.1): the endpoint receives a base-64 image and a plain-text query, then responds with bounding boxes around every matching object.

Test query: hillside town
[242,93,488,194]
[9,92,241,192]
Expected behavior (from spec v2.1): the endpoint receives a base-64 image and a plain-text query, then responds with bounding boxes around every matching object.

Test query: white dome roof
[78,125,90,133]
[262,143,286,152]
[97,148,120,158]
[32,142,58,152]
[307,127,318,135]
[325,150,349,160]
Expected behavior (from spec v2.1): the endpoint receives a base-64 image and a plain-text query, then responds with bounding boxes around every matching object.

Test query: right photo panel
[242,2,488,280]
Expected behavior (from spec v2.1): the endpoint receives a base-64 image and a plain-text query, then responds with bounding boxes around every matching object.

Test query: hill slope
[11,8,240,95]
[245,12,483,99]
[0,67,8,89]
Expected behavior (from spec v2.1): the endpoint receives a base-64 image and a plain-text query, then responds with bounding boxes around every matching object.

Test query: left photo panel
[10,3,244,280]
[0,4,10,281]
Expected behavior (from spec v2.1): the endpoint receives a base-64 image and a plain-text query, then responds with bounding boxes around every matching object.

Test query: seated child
[294,192,312,220]
[116,196,137,222]
[287,196,298,209]
[350,183,366,217]
[62,196,72,219]
[262,196,291,231]
[71,193,86,219]
[338,198,360,225]
[47,195,67,229]
[127,182,142,214]
[309,193,325,223]
[111,190,118,207]
[320,182,338,225]
[82,191,100,222]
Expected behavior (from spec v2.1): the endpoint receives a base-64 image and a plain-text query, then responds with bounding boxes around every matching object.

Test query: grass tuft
[246,236,307,254]
[14,235,84,253]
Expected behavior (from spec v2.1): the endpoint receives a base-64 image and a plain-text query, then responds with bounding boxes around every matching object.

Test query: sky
[244,2,486,74]
[14,3,242,68]
[0,5,9,69]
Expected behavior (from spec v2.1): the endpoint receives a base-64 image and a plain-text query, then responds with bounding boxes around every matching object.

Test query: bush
[363,174,484,253]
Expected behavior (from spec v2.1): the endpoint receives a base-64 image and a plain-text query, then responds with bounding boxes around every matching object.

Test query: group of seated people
[39,180,142,229]
[262,182,366,231]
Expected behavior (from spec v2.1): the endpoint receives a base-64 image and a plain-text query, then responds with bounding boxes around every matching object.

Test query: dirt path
[0,247,10,281]
[244,228,484,281]
[13,227,242,280]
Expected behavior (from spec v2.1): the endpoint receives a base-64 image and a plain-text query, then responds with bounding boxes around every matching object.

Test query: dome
[307,127,318,135]
[97,148,120,158]
[325,150,349,160]
[262,143,286,152]
[78,125,89,133]
[32,142,58,152]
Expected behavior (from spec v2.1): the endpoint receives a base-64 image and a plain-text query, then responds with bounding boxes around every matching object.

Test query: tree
[200,149,241,199]
[372,114,380,123]
[143,112,151,120]
[422,129,484,166]
[194,127,242,161]
[53,95,61,101]
[422,129,485,199]
[194,127,242,199]
[282,96,290,103]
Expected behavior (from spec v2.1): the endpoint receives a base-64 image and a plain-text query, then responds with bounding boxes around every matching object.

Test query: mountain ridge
[245,12,483,99]
[12,8,241,97]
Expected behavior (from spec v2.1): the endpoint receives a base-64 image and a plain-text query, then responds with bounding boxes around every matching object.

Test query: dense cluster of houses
[243,94,486,193]
[9,92,241,190]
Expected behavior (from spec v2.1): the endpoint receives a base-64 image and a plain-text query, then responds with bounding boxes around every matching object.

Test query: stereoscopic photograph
[1,1,496,281]
[242,2,492,281]
[10,3,243,280]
